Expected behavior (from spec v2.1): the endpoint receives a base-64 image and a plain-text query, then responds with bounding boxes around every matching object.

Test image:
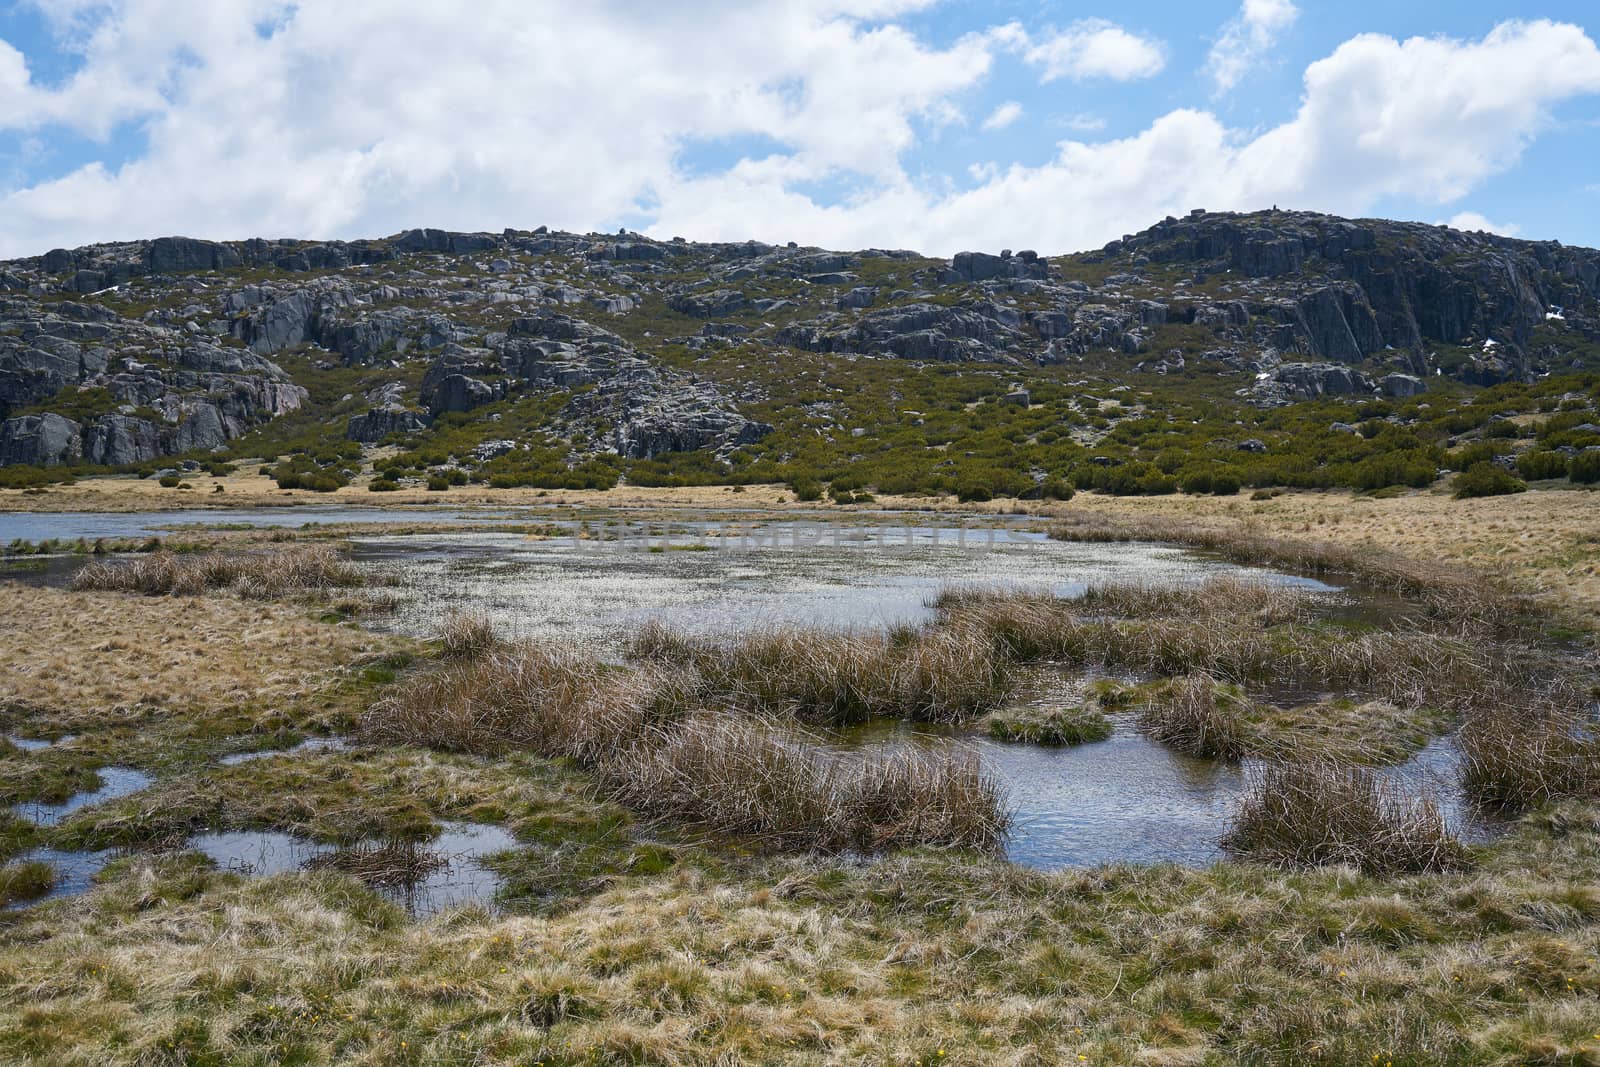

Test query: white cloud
[649,20,1600,254]
[0,10,1597,259]
[1443,212,1521,236]
[980,101,1022,131]
[1011,19,1166,83]
[1207,0,1299,93]
[1057,113,1108,133]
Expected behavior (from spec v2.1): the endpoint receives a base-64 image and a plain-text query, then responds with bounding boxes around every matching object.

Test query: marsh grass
[69,545,367,598]
[439,611,500,661]
[1459,705,1600,812]
[0,858,55,906]
[304,840,448,889]
[1224,762,1470,875]
[985,704,1113,745]
[627,620,1014,724]
[1048,514,1537,635]
[1136,674,1249,760]
[364,643,1009,852]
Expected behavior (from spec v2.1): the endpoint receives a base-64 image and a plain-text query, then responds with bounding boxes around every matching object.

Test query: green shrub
[788,477,823,502]
[1452,462,1526,500]
[158,474,182,488]
[1571,450,1600,485]
[1515,450,1570,481]
[1211,471,1241,496]
[427,476,450,492]
[369,478,402,493]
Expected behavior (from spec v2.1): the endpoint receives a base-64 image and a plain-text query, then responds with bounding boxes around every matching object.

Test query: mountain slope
[2,211,1598,497]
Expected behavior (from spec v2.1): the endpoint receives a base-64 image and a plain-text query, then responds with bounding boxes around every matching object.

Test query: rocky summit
[2,210,1598,479]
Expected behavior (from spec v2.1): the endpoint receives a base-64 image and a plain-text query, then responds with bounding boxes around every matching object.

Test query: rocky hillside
[2,211,1598,488]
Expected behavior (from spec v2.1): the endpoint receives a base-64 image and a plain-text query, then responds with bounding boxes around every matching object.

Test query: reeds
[1048,515,1536,635]
[1136,674,1248,760]
[69,546,367,598]
[1458,705,1600,812]
[362,641,1010,852]
[627,621,1013,724]
[1223,761,1470,874]
[439,611,500,660]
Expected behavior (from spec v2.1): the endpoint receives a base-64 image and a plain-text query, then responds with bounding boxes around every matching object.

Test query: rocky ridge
[2,211,1598,468]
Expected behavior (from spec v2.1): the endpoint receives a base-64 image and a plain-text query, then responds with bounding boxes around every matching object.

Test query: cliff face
[1098,210,1600,382]
[2,211,1598,467]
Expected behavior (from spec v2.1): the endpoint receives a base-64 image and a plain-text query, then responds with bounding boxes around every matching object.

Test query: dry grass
[438,611,500,661]
[69,545,367,598]
[1224,761,1471,875]
[363,643,1009,852]
[1136,674,1249,760]
[1049,513,1539,635]
[1459,705,1600,812]
[0,582,395,726]
[628,620,1014,724]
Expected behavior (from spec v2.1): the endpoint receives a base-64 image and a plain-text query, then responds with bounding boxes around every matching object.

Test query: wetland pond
[2,508,1488,908]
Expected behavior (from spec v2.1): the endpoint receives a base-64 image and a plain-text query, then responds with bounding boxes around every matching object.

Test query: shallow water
[15,767,154,827]
[826,718,1498,867]
[353,521,1339,650]
[189,820,517,916]
[218,737,352,766]
[10,821,519,917]
[2,847,120,909]
[0,506,522,542]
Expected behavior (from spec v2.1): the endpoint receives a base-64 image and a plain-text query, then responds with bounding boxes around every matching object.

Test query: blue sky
[2,1,1598,257]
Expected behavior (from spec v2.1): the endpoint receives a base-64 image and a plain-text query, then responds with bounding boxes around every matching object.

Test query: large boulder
[147,237,242,274]
[347,406,431,443]
[0,413,83,466]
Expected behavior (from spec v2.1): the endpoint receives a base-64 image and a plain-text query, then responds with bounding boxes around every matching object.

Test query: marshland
[0,499,1597,1064]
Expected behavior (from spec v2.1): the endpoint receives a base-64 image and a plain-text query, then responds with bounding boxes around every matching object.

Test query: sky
[2,0,1599,259]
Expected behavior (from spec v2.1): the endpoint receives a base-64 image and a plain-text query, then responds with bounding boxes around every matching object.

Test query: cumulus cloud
[1207,0,1299,93]
[980,101,1023,131]
[0,8,1597,259]
[1003,19,1167,83]
[1443,212,1522,236]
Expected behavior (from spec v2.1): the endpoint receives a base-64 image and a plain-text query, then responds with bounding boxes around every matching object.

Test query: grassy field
[0,500,1597,1064]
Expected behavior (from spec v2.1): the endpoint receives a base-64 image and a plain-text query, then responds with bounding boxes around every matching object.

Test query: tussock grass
[69,545,367,598]
[1459,705,1600,812]
[304,840,448,889]
[439,611,500,661]
[1136,674,1249,760]
[1224,762,1470,875]
[0,858,55,906]
[628,620,1013,724]
[1048,514,1537,634]
[602,717,1007,851]
[985,704,1113,746]
[363,642,1009,852]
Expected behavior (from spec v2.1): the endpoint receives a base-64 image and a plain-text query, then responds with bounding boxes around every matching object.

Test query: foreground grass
[1,808,1598,1064]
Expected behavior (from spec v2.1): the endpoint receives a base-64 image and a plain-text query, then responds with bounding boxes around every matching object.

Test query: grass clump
[69,545,367,598]
[0,859,55,907]
[985,704,1112,745]
[1136,674,1249,760]
[1459,705,1600,812]
[628,620,1013,724]
[439,611,500,660]
[364,641,1009,852]
[1224,761,1470,875]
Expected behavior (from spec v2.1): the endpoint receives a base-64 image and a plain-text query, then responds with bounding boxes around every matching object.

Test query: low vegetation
[1224,762,1471,875]
[363,643,1008,852]
[69,545,368,598]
